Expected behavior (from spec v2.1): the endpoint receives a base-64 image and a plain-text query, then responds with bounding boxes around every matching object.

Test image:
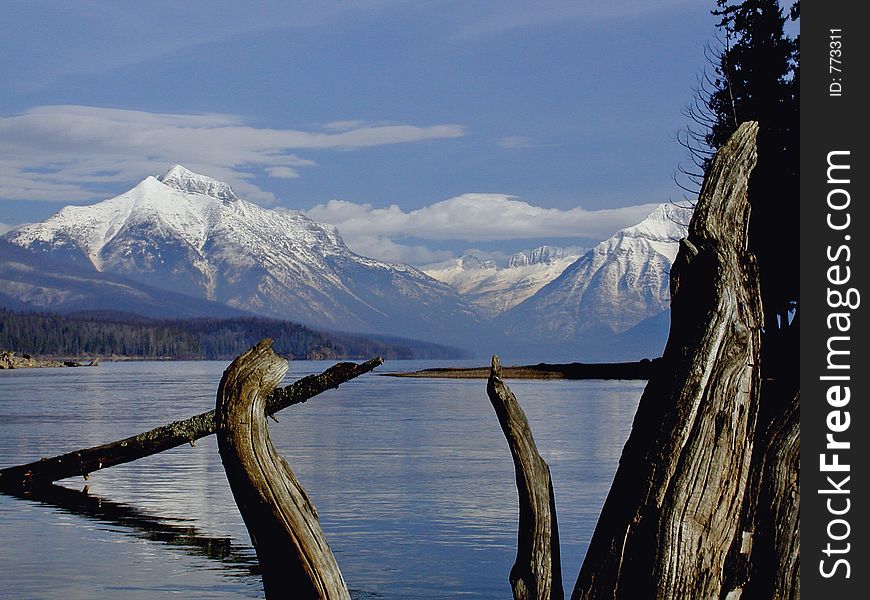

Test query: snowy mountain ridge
[497,203,692,349]
[423,245,585,317]
[5,166,488,348]
[159,164,240,201]
[507,245,584,268]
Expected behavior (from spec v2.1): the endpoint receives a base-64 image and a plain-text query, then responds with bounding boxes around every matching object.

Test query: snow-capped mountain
[423,246,584,317]
[497,203,692,351]
[4,166,488,347]
[0,239,249,319]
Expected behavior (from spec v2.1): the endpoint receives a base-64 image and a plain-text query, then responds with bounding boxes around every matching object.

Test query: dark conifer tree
[684,0,799,335]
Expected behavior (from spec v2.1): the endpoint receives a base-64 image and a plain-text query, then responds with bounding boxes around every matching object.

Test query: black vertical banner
[802,1,869,596]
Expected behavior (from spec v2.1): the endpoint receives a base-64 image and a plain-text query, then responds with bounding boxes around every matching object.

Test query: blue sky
[0,1,716,264]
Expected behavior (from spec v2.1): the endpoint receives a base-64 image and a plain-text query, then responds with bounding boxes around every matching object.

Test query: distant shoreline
[385,359,660,380]
[0,350,99,370]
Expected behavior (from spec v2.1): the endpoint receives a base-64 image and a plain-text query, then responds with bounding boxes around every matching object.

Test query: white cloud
[0,105,464,204]
[322,120,370,132]
[306,194,661,264]
[0,222,10,235]
[306,194,660,243]
[344,235,456,265]
[266,166,303,179]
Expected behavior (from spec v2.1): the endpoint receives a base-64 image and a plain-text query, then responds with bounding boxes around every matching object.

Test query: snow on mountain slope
[497,203,692,344]
[0,239,249,319]
[5,166,488,347]
[423,246,584,317]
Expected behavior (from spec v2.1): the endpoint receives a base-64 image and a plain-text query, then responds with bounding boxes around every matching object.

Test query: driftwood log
[0,352,383,490]
[488,355,563,600]
[215,339,350,599]
[571,121,765,599]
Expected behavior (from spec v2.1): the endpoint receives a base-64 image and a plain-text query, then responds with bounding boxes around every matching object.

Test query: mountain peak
[158,165,239,201]
[508,245,583,268]
[620,203,692,242]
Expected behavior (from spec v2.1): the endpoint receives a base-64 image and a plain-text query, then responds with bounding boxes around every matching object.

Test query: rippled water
[0,360,644,599]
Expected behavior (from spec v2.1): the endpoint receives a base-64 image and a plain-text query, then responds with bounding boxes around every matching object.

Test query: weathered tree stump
[215,339,350,600]
[488,355,563,600]
[726,388,800,600]
[758,392,800,600]
[571,121,764,599]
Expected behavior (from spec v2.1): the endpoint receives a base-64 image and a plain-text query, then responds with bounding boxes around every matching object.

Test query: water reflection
[0,361,644,599]
[2,483,258,573]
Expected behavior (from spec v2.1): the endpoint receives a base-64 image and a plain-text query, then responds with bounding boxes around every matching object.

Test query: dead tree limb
[488,355,563,600]
[572,122,763,599]
[0,347,383,490]
[216,339,350,599]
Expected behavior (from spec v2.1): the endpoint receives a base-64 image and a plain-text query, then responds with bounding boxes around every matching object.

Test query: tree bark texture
[0,349,383,490]
[756,391,800,600]
[725,389,800,600]
[216,339,350,600]
[572,122,764,599]
[488,355,564,600]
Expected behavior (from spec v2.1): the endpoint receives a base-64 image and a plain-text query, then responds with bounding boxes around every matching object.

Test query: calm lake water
[0,360,644,599]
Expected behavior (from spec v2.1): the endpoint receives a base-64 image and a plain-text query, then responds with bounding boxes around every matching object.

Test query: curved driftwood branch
[216,339,350,600]
[0,349,383,490]
[572,122,763,599]
[488,355,563,600]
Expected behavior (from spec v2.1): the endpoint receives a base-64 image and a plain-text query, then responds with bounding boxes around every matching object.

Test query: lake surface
[0,360,644,599]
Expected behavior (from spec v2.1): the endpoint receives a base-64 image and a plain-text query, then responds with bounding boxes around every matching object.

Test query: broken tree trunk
[0,349,383,490]
[723,387,800,600]
[752,390,800,600]
[572,121,764,599]
[488,355,563,600]
[216,339,350,600]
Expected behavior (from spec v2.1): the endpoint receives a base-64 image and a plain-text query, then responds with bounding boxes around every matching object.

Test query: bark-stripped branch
[216,339,350,599]
[488,355,563,600]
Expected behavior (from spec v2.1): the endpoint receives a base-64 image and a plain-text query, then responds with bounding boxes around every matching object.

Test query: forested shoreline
[0,308,466,361]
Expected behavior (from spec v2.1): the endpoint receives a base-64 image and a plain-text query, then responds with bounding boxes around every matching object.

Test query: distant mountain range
[497,203,691,349]
[2,166,692,360]
[422,246,585,317]
[4,166,490,349]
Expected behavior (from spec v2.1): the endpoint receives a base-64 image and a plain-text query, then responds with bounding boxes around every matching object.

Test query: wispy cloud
[449,0,698,38]
[499,136,547,149]
[0,222,10,235]
[5,1,416,91]
[305,194,660,263]
[0,105,463,205]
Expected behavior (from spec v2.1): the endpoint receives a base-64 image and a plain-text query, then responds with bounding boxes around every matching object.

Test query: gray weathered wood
[759,391,800,600]
[216,339,350,600]
[0,349,383,489]
[725,389,800,600]
[572,122,763,599]
[488,355,563,600]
